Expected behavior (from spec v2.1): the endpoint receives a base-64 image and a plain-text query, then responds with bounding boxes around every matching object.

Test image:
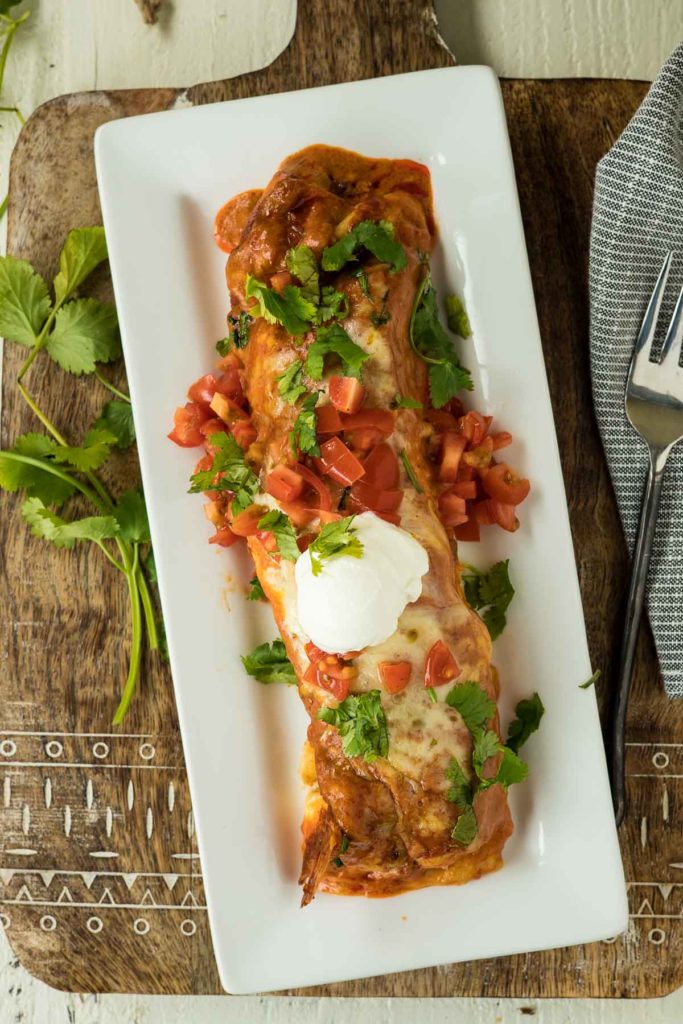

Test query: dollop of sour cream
[294,511,429,654]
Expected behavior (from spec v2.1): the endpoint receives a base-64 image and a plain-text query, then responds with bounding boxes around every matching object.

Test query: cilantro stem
[0,451,101,506]
[113,545,142,725]
[94,540,125,573]
[0,194,7,221]
[17,383,70,446]
[95,370,131,404]
[137,560,159,651]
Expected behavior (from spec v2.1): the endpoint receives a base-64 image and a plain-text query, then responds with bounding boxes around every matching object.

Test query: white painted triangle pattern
[658,883,674,902]
[81,872,96,890]
[15,884,33,903]
[180,890,198,908]
[636,898,654,916]
[122,873,138,891]
[56,886,73,903]
[162,874,178,891]
[98,888,116,905]
[140,889,157,906]
[39,871,56,888]
[0,869,15,886]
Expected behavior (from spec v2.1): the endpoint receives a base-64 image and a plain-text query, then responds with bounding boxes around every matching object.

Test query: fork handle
[611,445,669,826]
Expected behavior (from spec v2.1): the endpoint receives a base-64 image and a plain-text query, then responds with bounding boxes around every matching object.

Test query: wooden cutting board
[1,0,679,999]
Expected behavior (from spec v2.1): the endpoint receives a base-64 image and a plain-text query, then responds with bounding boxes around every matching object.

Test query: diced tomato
[307,654,355,702]
[482,463,530,505]
[168,402,210,447]
[458,411,489,446]
[209,526,239,547]
[319,674,349,702]
[295,463,333,511]
[438,492,468,527]
[317,509,343,525]
[491,431,513,451]
[375,510,401,525]
[216,351,242,373]
[454,518,481,542]
[214,367,245,404]
[341,409,395,436]
[444,397,465,418]
[456,463,475,482]
[463,437,494,471]
[319,437,366,486]
[329,376,365,414]
[229,505,265,537]
[315,404,343,435]
[425,409,459,433]
[425,640,460,688]
[203,501,224,527]
[278,501,317,528]
[439,432,467,482]
[257,529,279,553]
[188,373,219,407]
[210,392,248,424]
[472,500,495,525]
[270,270,293,292]
[266,464,304,503]
[297,532,316,553]
[362,443,400,490]
[230,419,257,449]
[348,481,403,513]
[378,661,411,694]
[345,427,385,452]
[199,417,228,438]
[451,480,477,499]
[487,499,520,532]
[305,642,326,664]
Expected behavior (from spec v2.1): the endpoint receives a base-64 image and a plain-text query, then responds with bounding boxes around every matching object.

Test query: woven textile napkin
[589,41,683,697]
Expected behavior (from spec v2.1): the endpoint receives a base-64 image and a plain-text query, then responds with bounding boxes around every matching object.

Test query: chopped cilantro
[317,285,349,324]
[241,639,297,685]
[322,220,407,275]
[451,804,478,846]
[216,336,231,356]
[462,560,515,641]
[393,393,422,409]
[257,509,299,562]
[285,245,319,303]
[471,729,501,783]
[309,516,363,576]
[318,690,389,763]
[290,391,320,457]
[579,669,601,690]
[247,576,266,601]
[354,267,372,299]
[445,294,471,339]
[409,269,473,408]
[305,322,369,381]
[505,693,545,752]
[445,757,472,808]
[188,432,258,514]
[426,686,438,704]
[399,449,422,493]
[445,680,495,734]
[370,304,391,327]
[277,359,308,405]
[245,274,316,336]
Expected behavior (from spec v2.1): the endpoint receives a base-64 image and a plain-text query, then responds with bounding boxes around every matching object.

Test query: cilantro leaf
[0,255,51,347]
[505,692,545,753]
[143,548,157,583]
[188,432,258,510]
[399,449,422,493]
[226,311,252,350]
[290,391,320,457]
[318,690,389,763]
[309,516,363,576]
[445,757,472,808]
[215,336,231,356]
[462,560,515,641]
[451,804,478,846]
[113,489,151,544]
[241,639,297,685]
[493,746,529,788]
[53,227,108,304]
[354,268,372,299]
[45,299,120,375]
[409,273,473,408]
[277,360,307,405]
[305,323,369,381]
[51,428,116,471]
[393,393,422,409]
[21,496,119,549]
[247,576,266,601]
[445,294,471,339]
[472,729,502,784]
[257,508,299,562]
[579,669,601,690]
[285,245,319,303]
[317,286,349,324]
[322,220,407,275]
[445,680,495,734]
[91,399,135,449]
[0,435,77,506]
[245,275,316,336]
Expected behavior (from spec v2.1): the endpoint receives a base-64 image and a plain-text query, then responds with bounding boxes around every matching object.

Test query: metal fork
[611,252,683,827]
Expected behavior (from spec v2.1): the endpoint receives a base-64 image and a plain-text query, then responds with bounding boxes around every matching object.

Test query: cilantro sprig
[322,220,407,275]
[462,560,515,641]
[290,392,320,457]
[257,508,299,561]
[188,432,258,514]
[241,639,297,685]
[409,268,473,408]
[445,294,471,339]
[318,690,389,762]
[309,516,363,576]
[305,323,369,381]
[0,228,162,724]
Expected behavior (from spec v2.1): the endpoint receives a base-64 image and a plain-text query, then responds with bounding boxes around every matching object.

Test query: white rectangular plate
[95,66,627,995]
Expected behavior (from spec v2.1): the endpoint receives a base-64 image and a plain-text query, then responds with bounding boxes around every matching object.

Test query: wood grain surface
[0,0,679,998]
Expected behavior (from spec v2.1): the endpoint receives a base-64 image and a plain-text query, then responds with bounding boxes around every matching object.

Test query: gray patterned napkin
[589,41,683,697]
